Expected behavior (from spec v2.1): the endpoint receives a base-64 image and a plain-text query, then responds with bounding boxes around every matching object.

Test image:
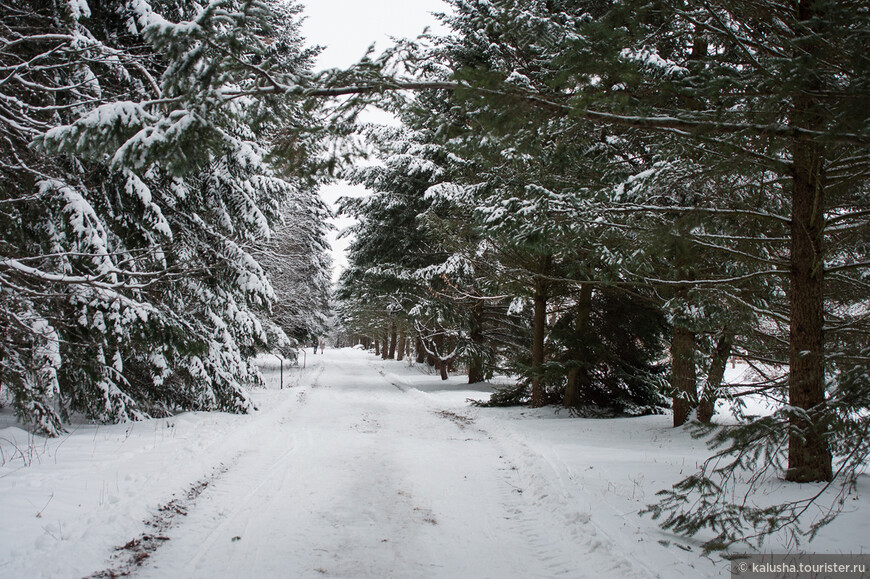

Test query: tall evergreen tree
[0,0,328,433]
[375,0,869,546]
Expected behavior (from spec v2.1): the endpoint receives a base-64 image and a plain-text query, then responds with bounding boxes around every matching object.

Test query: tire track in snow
[376,358,642,577]
[138,353,428,578]
[478,415,653,578]
[107,360,316,578]
[167,426,304,576]
[427,406,586,577]
[131,350,652,578]
[86,461,233,578]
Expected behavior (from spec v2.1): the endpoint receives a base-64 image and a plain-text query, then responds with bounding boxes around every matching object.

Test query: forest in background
[1,0,868,551]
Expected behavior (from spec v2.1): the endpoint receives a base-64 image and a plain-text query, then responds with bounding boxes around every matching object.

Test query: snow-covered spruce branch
[687,232,791,243]
[654,127,793,172]
[717,290,790,324]
[0,257,169,292]
[1,33,162,98]
[599,203,792,225]
[230,79,870,146]
[413,321,463,362]
[675,6,785,76]
[685,238,787,268]
[530,267,789,291]
[825,260,870,273]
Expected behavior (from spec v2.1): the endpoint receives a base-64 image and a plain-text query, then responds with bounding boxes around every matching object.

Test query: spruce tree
[0,0,329,433]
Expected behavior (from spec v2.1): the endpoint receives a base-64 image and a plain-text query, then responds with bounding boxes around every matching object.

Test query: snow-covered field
[1,348,866,578]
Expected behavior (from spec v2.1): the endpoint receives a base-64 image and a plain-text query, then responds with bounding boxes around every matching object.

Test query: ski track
[129,350,658,578]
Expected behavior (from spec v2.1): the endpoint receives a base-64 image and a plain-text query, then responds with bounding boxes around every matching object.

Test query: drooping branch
[238,79,870,147]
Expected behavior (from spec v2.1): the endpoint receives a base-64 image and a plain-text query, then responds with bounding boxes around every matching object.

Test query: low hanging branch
[229,77,870,148]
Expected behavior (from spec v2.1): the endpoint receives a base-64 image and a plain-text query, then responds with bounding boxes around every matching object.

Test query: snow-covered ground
[1,348,867,578]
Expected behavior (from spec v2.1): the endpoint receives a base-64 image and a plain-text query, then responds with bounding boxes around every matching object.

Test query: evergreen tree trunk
[563,284,593,409]
[381,328,390,360]
[396,332,405,361]
[467,301,485,384]
[374,339,380,356]
[698,331,732,424]
[783,0,833,484]
[530,263,550,407]
[387,322,397,359]
[671,285,697,426]
[670,217,698,428]
[434,333,448,380]
[424,335,437,367]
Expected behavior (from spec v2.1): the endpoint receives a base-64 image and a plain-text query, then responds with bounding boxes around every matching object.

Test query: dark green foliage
[369,0,870,549]
[549,288,670,415]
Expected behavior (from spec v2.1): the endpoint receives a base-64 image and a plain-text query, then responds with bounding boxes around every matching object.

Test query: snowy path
[4,348,866,578]
[140,348,645,578]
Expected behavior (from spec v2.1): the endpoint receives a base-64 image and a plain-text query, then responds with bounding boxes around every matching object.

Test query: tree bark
[530,261,550,407]
[396,331,405,361]
[374,339,380,356]
[416,334,426,363]
[434,332,447,380]
[783,0,833,483]
[563,284,593,409]
[698,331,732,424]
[671,317,697,427]
[467,301,485,384]
[387,322,397,359]
[786,144,832,481]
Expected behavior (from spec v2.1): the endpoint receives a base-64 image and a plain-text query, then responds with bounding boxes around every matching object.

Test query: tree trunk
[387,322,397,360]
[530,266,549,408]
[396,332,405,361]
[670,226,697,428]
[374,339,380,356]
[698,331,732,424]
[563,284,593,409]
[424,335,436,367]
[783,0,833,483]
[467,301,485,384]
[671,320,697,427]
[434,333,447,380]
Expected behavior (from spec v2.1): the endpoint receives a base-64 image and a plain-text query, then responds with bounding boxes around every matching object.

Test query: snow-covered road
[3,348,866,578]
[141,348,646,578]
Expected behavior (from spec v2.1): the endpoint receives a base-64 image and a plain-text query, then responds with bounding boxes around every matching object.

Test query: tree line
[0,0,332,433]
[335,0,869,549]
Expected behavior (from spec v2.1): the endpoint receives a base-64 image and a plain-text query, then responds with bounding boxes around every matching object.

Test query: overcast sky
[301,0,448,69]
[299,0,449,283]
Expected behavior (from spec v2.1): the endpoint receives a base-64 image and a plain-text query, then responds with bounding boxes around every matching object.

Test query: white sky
[299,0,450,283]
